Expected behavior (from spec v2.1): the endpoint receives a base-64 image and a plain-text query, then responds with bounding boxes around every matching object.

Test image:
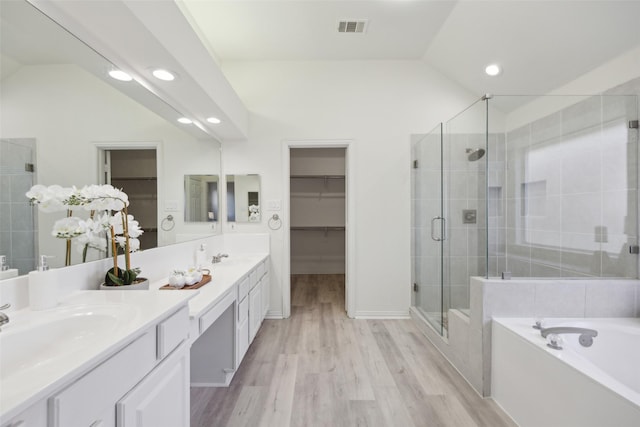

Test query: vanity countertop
[0,289,196,423]
[149,252,269,319]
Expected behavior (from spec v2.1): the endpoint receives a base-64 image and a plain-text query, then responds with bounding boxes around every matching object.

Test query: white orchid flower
[128,238,140,252]
[27,184,73,212]
[52,216,87,239]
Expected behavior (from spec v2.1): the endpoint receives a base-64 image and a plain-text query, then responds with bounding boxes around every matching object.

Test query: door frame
[281,139,356,318]
[94,141,163,244]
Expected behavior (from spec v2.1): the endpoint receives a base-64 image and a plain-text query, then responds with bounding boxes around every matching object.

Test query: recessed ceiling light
[206,117,221,124]
[177,117,192,124]
[108,69,132,81]
[152,69,175,81]
[485,64,501,76]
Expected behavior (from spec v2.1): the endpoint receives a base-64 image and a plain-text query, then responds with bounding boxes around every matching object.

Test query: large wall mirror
[0,0,222,274]
[226,174,261,223]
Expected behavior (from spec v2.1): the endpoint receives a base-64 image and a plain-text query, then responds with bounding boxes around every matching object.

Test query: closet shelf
[290,175,345,179]
[291,226,345,231]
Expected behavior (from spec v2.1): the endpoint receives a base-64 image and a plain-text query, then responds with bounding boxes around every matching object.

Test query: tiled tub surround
[411,277,640,397]
[488,88,639,279]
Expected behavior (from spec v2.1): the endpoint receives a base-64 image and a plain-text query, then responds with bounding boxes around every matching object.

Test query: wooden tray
[160,274,211,290]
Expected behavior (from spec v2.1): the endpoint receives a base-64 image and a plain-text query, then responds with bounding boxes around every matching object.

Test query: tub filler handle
[540,327,598,349]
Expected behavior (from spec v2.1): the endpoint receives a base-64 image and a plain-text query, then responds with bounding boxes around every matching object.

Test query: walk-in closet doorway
[282,140,356,318]
[95,142,161,250]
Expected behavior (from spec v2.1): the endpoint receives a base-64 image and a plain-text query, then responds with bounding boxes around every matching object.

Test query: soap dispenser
[196,244,207,270]
[28,255,58,310]
[0,255,19,280]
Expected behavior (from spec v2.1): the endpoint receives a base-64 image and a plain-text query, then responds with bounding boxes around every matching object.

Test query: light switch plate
[165,200,179,212]
[267,199,281,211]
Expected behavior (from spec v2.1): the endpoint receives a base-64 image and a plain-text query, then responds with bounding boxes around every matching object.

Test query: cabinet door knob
[89,421,104,427]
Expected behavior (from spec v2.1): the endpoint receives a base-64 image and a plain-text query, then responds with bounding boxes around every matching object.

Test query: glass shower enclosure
[412,93,639,336]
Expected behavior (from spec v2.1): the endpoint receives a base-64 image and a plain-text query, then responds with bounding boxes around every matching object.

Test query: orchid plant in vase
[27,184,144,286]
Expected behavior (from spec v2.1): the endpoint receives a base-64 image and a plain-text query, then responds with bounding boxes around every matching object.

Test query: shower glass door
[412,124,447,335]
[444,99,488,316]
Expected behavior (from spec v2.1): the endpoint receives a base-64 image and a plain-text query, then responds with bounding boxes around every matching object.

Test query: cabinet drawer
[199,289,236,334]
[238,276,250,301]
[157,306,189,360]
[238,295,248,324]
[51,331,155,427]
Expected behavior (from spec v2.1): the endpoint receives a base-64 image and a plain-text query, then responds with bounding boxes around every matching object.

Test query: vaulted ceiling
[182,0,640,97]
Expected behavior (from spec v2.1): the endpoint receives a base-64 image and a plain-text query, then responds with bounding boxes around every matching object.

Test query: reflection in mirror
[226,175,261,223]
[0,0,221,273]
[184,175,220,223]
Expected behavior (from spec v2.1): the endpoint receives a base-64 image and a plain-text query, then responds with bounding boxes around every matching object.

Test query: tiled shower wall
[0,138,37,274]
[491,88,639,278]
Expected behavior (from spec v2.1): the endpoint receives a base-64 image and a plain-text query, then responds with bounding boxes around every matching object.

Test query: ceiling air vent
[337,19,368,33]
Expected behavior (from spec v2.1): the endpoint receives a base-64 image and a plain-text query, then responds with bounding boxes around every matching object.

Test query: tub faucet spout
[540,326,598,348]
[0,303,10,331]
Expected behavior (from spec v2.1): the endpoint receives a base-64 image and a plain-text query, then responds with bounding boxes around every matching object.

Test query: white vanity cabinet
[0,400,47,427]
[116,342,189,427]
[247,258,269,350]
[2,305,190,427]
[190,255,269,387]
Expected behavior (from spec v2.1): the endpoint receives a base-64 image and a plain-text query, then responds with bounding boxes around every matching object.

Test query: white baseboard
[353,310,410,319]
[265,310,284,319]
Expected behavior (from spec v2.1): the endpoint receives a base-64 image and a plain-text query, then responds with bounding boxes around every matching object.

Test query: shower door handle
[431,216,446,241]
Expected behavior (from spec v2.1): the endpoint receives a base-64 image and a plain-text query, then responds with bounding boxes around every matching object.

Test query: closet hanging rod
[290,175,345,179]
[290,226,345,231]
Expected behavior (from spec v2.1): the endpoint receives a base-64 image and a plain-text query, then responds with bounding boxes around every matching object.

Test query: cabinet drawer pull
[89,421,104,427]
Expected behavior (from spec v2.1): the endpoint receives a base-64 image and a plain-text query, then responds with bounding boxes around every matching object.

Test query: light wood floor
[191,274,516,427]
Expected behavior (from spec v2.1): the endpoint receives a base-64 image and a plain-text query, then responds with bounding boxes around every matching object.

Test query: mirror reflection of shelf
[111,177,157,181]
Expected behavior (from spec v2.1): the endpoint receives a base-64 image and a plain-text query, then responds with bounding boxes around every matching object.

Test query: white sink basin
[0,304,137,382]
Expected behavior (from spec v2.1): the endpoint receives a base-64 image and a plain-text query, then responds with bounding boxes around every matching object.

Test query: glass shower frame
[413,93,639,337]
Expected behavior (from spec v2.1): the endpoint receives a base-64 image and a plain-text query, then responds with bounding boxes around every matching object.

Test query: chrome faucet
[0,303,10,331]
[540,326,598,349]
[211,253,229,264]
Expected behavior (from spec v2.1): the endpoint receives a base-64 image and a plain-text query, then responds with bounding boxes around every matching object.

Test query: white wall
[221,60,477,317]
[0,64,221,268]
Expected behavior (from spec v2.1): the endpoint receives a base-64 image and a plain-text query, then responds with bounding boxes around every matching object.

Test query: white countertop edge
[149,253,269,319]
[0,290,196,423]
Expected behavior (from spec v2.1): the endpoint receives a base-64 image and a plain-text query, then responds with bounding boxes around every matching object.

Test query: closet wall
[290,148,345,274]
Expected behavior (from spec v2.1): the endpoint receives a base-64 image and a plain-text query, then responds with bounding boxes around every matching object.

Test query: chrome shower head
[466,148,486,161]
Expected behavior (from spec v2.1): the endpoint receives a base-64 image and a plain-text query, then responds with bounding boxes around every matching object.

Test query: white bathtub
[492,317,640,427]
